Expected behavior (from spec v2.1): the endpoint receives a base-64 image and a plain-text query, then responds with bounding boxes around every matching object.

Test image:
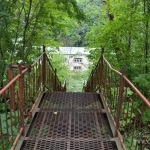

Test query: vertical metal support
[8,65,15,110]
[54,69,57,91]
[42,45,46,91]
[115,67,126,137]
[18,65,24,135]
[99,48,104,92]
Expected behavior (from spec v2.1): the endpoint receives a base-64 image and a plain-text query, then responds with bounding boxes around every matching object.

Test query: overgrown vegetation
[47,49,89,92]
[67,71,88,92]
[0,0,85,88]
[86,0,150,98]
[0,0,150,149]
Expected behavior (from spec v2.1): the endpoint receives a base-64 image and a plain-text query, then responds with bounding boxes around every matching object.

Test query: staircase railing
[83,48,150,150]
[0,45,66,150]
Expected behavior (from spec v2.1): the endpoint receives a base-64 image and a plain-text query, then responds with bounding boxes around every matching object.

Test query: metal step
[18,92,118,150]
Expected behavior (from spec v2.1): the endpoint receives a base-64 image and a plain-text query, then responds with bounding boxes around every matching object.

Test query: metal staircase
[0,46,149,150]
[17,92,119,150]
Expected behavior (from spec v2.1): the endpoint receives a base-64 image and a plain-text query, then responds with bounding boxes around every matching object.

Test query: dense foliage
[0,1,150,149]
[67,71,88,92]
[58,0,102,47]
[85,0,150,98]
[0,0,85,87]
[48,51,70,83]
[0,0,149,98]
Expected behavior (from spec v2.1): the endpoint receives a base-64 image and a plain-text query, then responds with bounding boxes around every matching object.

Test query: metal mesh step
[39,92,103,110]
[19,92,117,150]
[26,111,112,139]
[21,139,117,150]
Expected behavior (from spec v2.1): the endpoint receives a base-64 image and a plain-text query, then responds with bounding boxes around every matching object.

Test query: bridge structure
[0,46,150,150]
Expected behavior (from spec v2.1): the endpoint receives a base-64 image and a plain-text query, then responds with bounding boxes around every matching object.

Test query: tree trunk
[144,0,149,74]
[22,0,32,61]
[0,48,6,88]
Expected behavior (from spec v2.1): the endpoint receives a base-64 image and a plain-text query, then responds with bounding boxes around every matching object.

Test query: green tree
[58,0,103,46]
[86,1,149,70]
[48,51,70,82]
[0,0,85,87]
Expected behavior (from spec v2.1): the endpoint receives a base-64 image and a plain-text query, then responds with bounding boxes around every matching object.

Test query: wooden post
[42,45,46,91]
[18,65,24,135]
[8,65,15,110]
[115,67,126,137]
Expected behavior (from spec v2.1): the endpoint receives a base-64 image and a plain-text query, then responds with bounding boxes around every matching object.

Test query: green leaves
[49,52,70,82]
[142,108,150,123]
[0,0,87,87]
[85,0,150,99]
[67,71,88,92]
[134,73,150,96]
[0,102,10,113]
[0,112,19,136]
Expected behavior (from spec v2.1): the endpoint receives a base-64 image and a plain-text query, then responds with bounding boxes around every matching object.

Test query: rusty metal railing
[83,48,150,150]
[0,45,66,150]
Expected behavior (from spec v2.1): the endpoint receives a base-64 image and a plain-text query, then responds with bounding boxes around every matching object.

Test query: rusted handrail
[103,56,122,76]
[123,76,150,108]
[84,48,150,150]
[31,52,44,67]
[0,68,29,95]
[0,45,66,150]
[103,56,150,108]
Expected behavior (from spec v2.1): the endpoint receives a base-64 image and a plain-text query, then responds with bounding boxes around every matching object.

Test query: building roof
[59,47,89,55]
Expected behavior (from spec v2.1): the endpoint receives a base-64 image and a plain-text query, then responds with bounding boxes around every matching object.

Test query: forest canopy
[86,0,150,98]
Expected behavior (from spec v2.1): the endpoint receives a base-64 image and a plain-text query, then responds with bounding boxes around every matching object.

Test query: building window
[74,66,82,70]
[74,58,82,63]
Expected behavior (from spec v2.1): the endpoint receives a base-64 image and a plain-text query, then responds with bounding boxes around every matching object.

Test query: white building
[59,47,90,71]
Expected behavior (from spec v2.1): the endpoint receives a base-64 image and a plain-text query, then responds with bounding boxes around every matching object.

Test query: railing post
[99,48,104,92]
[18,65,25,135]
[42,45,46,91]
[8,65,15,110]
[115,67,126,137]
